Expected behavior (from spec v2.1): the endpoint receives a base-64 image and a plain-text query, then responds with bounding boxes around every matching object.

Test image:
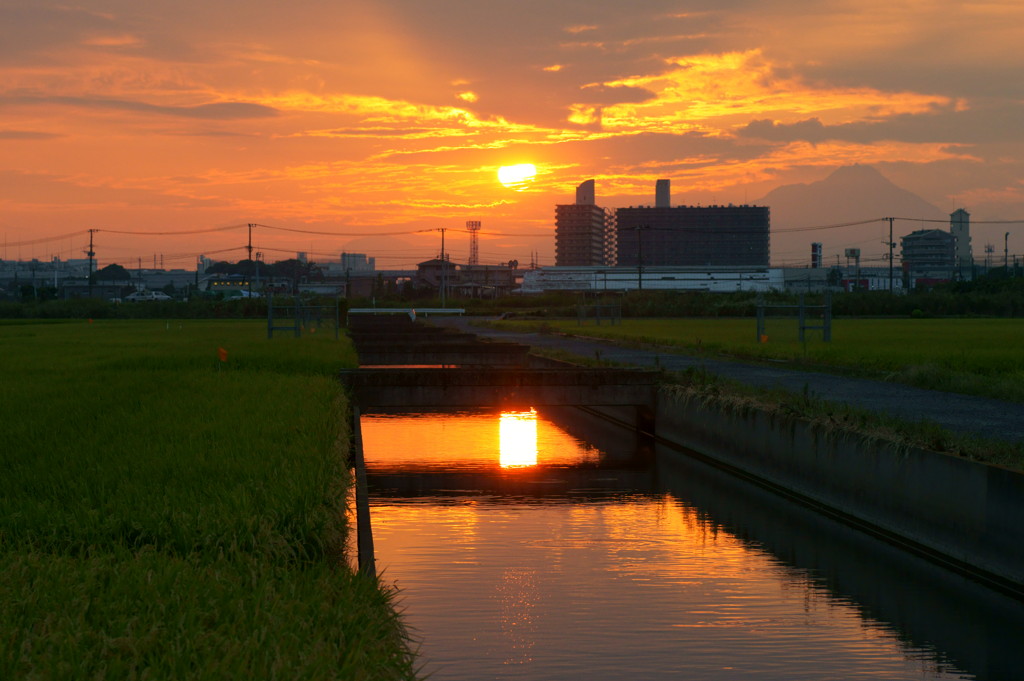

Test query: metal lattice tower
[467,220,481,266]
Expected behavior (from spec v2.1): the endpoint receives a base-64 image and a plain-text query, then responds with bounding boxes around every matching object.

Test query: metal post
[351,407,376,578]
[756,303,765,342]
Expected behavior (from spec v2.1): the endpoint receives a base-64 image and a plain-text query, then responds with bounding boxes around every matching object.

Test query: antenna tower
[467,220,481,266]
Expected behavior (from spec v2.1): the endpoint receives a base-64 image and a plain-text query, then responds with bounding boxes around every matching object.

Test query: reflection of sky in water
[363,411,976,681]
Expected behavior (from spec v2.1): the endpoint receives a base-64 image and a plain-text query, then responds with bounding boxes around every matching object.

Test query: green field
[498,317,1024,402]
[0,320,416,680]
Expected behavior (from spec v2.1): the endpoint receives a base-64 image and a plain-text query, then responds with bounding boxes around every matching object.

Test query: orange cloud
[81,34,144,48]
[592,50,949,133]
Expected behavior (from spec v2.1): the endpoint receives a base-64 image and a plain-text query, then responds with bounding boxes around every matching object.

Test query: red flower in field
[217,347,228,362]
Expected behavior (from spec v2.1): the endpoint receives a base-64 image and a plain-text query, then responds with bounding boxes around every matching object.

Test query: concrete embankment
[648,391,1024,597]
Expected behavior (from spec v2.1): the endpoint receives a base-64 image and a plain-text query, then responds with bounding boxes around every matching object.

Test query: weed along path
[435,316,1024,447]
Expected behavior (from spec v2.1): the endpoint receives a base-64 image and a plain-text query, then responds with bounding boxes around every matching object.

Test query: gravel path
[432,316,1024,445]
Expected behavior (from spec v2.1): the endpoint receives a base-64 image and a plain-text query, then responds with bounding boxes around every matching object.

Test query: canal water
[360,408,1024,681]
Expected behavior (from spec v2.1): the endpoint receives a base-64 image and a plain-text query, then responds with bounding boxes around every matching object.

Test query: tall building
[340,252,375,273]
[901,229,956,285]
[949,208,972,278]
[616,181,770,267]
[555,180,616,266]
[655,179,671,208]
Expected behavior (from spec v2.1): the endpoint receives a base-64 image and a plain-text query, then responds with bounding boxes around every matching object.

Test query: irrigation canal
[346,315,1024,680]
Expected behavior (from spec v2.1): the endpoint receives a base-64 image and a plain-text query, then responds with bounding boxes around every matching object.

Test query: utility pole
[887,217,895,293]
[438,227,447,308]
[1006,232,1010,270]
[247,223,254,298]
[86,228,96,298]
[635,225,649,291]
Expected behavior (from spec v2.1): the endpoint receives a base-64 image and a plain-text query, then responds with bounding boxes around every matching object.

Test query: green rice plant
[0,550,415,680]
[1,320,416,680]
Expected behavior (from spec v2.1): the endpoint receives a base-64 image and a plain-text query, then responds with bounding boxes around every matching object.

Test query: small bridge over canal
[341,312,660,414]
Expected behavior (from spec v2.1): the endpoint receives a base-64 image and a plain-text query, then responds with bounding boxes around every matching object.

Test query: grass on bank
[664,367,1024,473]
[495,317,1024,403]
[0,320,417,680]
[531,346,1024,473]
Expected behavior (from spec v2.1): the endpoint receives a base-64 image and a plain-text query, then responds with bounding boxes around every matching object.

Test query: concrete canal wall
[651,391,1024,597]
[347,327,1024,596]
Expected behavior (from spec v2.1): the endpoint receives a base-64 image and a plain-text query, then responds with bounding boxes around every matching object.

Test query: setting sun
[497,164,537,190]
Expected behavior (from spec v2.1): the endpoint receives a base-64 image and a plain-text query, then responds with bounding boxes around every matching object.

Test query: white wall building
[520,266,784,293]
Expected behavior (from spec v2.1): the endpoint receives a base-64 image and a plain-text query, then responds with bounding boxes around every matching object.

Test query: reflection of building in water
[499,410,538,468]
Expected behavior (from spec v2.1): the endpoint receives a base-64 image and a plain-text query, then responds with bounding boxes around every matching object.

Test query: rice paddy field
[0,319,416,680]
[499,317,1024,402]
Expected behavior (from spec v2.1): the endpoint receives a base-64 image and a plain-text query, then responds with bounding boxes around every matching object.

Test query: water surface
[362,409,1021,680]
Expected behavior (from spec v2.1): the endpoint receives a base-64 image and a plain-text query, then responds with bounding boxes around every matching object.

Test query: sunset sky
[2,0,1023,269]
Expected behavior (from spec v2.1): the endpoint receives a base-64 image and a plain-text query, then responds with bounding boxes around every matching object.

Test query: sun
[497,163,537,189]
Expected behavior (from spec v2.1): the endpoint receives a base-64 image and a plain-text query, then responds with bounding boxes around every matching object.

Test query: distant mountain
[758,165,949,264]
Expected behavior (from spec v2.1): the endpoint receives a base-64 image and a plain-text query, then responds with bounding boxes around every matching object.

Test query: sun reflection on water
[499,409,538,468]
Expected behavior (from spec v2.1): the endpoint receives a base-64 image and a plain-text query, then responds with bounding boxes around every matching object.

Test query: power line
[252,223,436,237]
[773,218,886,234]
[100,224,247,236]
[891,217,1024,225]
[4,229,91,248]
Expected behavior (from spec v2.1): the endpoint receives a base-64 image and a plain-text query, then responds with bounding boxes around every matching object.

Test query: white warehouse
[520,266,785,293]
